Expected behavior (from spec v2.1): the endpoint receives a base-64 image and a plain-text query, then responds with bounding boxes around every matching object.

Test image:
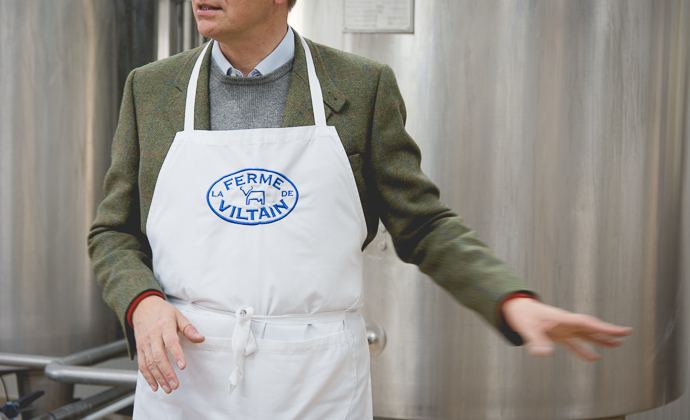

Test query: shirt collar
[211,26,295,78]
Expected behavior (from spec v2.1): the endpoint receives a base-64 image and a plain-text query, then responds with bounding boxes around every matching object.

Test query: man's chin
[195,21,223,39]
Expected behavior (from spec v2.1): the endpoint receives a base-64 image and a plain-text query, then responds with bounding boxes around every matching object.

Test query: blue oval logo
[207,169,299,225]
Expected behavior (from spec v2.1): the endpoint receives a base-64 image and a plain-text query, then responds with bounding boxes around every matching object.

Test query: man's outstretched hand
[502,298,633,361]
[132,296,206,393]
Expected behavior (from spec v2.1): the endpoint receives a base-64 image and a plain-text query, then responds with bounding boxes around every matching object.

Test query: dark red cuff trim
[497,291,538,346]
[126,291,166,328]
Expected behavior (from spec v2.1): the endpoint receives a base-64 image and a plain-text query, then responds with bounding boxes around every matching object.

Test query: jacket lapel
[282,31,347,128]
[166,43,212,132]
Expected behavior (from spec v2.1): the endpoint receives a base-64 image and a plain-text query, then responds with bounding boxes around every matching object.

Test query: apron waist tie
[167,298,357,395]
[229,307,257,395]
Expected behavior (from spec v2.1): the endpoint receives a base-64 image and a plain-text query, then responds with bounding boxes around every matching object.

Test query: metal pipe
[56,340,127,367]
[43,339,136,387]
[31,387,133,420]
[157,0,171,59]
[0,340,137,387]
[0,354,53,370]
[44,365,137,388]
[82,394,135,420]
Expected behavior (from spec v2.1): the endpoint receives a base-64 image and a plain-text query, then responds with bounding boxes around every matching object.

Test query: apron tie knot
[228,306,257,394]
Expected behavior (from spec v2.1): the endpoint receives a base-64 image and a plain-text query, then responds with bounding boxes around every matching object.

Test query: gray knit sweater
[209,58,294,130]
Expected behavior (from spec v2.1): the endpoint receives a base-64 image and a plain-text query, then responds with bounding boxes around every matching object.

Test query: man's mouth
[199,5,220,11]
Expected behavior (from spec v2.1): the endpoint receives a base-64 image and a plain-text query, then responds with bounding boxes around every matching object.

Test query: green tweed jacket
[88,32,534,355]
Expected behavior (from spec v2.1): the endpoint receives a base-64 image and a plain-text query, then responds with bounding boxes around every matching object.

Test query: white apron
[132,36,372,419]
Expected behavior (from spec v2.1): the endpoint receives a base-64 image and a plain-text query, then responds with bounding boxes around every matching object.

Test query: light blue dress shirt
[211,26,295,78]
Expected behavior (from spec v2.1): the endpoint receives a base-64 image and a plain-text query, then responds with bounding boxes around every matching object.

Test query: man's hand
[502,298,633,361]
[132,296,205,393]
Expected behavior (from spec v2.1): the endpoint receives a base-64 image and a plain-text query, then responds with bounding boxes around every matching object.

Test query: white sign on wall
[344,0,415,33]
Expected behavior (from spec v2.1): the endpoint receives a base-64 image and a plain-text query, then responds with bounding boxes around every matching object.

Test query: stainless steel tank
[290,1,690,419]
[0,0,156,414]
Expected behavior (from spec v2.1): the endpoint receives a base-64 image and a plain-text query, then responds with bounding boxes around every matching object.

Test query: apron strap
[183,35,327,131]
[298,34,327,127]
[228,306,257,395]
[184,41,212,132]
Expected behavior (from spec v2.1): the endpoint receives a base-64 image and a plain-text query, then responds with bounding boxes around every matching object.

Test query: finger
[176,312,205,343]
[164,327,187,371]
[147,337,174,394]
[603,325,634,336]
[563,315,633,337]
[136,348,158,392]
[562,339,601,362]
[143,342,170,393]
[520,325,555,357]
[577,333,626,348]
[183,324,205,342]
[161,330,182,388]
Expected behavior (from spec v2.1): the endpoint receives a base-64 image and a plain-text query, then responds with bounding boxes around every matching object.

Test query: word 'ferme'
[207,169,299,225]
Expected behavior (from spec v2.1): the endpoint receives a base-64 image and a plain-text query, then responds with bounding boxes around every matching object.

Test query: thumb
[520,326,555,357]
[176,312,205,343]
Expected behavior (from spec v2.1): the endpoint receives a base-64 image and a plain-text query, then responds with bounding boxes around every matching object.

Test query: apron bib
[132,36,372,419]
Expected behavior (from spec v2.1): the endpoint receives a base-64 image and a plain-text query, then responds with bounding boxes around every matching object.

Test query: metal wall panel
[0,0,157,355]
[0,1,120,413]
[628,36,690,420]
[290,1,690,419]
[0,0,119,357]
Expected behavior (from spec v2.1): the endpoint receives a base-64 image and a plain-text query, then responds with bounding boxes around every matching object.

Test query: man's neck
[217,24,289,77]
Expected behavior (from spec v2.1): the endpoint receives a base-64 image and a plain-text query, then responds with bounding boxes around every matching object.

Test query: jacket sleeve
[368,65,536,340]
[88,69,165,357]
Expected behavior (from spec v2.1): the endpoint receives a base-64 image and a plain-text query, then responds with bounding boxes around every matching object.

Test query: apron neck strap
[298,34,327,127]
[184,34,327,131]
[184,41,212,132]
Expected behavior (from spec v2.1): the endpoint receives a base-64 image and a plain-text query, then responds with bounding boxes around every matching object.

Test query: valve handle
[365,322,387,357]
[1,390,44,418]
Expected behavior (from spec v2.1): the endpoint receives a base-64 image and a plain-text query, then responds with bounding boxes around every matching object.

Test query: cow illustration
[240,185,265,206]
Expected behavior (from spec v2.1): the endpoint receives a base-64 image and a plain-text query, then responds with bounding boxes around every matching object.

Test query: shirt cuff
[126,290,166,328]
[497,291,539,346]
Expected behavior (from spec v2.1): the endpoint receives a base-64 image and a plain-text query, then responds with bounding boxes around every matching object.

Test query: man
[89,0,632,418]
